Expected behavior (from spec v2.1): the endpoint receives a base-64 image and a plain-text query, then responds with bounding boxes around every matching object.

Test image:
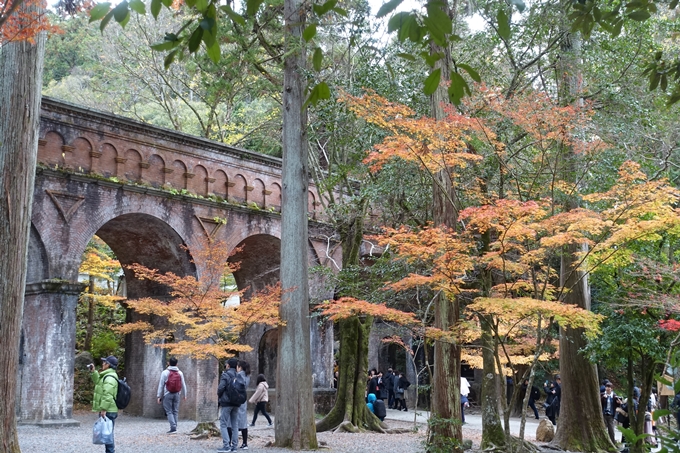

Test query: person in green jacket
[89,355,119,453]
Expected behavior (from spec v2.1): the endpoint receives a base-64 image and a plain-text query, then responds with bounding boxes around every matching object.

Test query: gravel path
[19,411,428,453]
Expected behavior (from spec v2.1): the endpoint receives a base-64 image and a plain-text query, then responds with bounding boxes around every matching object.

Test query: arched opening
[228,234,281,297]
[228,234,281,387]
[84,214,196,417]
[258,328,278,388]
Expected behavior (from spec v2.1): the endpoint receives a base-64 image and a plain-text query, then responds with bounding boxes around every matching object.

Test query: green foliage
[568,0,680,105]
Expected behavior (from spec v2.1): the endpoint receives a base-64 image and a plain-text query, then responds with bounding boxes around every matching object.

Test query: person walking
[384,368,395,409]
[600,381,620,444]
[89,356,119,453]
[218,358,244,453]
[249,374,272,427]
[156,357,187,434]
[236,360,251,450]
[522,379,540,419]
[461,377,471,424]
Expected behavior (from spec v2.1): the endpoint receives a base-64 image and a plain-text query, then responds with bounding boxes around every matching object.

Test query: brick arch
[251,178,265,208]
[26,224,49,283]
[258,328,278,387]
[190,165,208,196]
[147,154,165,188]
[269,182,282,212]
[70,137,93,173]
[124,149,143,182]
[228,234,280,297]
[93,213,197,296]
[231,174,247,203]
[99,143,118,177]
[39,131,66,167]
[212,170,228,199]
[169,159,187,189]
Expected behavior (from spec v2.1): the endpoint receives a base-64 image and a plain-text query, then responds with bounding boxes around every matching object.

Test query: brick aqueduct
[19,97,341,426]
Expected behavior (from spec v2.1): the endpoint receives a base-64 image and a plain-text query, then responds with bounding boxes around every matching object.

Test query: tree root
[334,421,361,433]
[189,421,220,439]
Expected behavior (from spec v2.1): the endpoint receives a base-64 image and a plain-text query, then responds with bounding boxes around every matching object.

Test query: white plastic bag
[93,415,114,445]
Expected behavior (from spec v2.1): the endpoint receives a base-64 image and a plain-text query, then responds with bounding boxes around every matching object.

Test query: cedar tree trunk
[0,6,46,452]
[428,0,463,437]
[552,28,615,453]
[275,0,317,446]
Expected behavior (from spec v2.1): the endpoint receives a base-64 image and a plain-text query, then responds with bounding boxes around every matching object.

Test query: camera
[87,363,94,371]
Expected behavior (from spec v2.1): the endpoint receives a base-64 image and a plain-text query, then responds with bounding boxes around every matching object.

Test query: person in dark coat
[544,380,558,425]
[377,372,388,401]
[384,368,395,408]
[395,371,411,411]
[367,369,378,397]
[522,379,540,419]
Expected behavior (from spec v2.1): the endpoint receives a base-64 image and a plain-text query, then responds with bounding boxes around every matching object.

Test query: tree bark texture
[430,52,463,445]
[480,319,506,450]
[552,28,615,453]
[0,8,46,452]
[316,317,385,433]
[275,0,317,446]
[554,244,614,452]
[316,200,387,433]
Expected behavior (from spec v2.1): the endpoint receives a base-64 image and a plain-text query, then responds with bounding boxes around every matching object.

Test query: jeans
[104,412,117,453]
[162,392,180,431]
[528,399,539,419]
[220,405,240,450]
[252,401,272,425]
[388,389,395,408]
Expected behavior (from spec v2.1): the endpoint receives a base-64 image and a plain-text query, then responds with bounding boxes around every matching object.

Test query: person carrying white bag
[89,356,119,453]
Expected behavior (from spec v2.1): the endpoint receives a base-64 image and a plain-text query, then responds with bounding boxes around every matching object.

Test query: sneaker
[217,448,230,453]
[249,423,255,427]
[167,429,177,434]
[268,422,273,426]
[240,445,249,450]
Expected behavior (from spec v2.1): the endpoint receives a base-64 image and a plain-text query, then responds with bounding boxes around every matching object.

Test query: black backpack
[227,373,247,406]
[105,375,132,410]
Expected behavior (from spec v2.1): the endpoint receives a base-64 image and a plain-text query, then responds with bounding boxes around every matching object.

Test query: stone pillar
[124,314,219,421]
[18,281,83,427]
[310,314,333,388]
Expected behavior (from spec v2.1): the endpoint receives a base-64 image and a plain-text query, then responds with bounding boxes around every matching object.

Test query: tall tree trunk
[552,28,615,453]
[0,5,46,452]
[427,1,463,448]
[480,318,505,449]
[275,0,317,446]
[316,202,387,433]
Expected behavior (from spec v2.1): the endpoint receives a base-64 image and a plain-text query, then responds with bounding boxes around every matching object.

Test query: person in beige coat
[249,374,272,426]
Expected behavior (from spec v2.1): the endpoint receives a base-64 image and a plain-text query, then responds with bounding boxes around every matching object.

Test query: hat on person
[101,355,118,368]
[555,374,561,380]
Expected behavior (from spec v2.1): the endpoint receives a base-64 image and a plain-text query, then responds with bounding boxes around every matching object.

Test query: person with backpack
[156,357,187,434]
[236,360,251,450]
[218,358,246,453]
[89,355,119,453]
